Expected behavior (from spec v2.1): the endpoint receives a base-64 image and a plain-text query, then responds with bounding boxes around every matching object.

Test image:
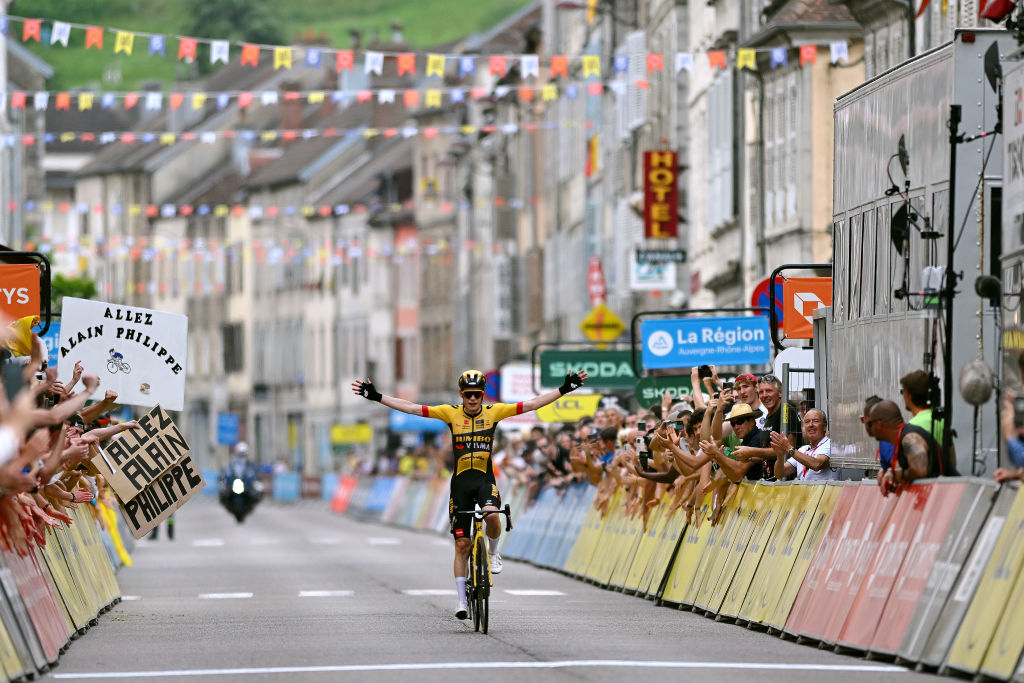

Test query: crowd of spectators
[0,318,135,563]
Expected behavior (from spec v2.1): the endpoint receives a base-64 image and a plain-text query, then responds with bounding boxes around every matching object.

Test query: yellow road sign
[580,303,625,342]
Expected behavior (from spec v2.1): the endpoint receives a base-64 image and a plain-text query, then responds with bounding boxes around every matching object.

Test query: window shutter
[627,31,647,131]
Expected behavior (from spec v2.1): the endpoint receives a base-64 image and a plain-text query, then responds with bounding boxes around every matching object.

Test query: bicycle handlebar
[452,504,514,532]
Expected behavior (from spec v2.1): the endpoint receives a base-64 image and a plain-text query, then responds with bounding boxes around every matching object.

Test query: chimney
[390,21,404,44]
[280,81,303,136]
[349,29,362,50]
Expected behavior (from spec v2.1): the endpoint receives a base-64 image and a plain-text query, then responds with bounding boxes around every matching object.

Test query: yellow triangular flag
[582,55,601,78]
[737,49,757,71]
[542,84,558,101]
[426,54,446,77]
[191,93,207,110]
[78,93,94,111]
[114,31,135,55]
[425,90,442,108]
[274,47,292,70]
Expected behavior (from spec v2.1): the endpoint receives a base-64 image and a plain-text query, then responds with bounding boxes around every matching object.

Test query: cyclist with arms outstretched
[352,368,587,620]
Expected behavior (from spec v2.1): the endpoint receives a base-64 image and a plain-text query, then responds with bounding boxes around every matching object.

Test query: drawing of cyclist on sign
[107,348,131,374]
[353,368,587,621]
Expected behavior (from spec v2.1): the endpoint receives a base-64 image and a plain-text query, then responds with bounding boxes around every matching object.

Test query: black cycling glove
[559,372,585,396]
[358,379,382,402]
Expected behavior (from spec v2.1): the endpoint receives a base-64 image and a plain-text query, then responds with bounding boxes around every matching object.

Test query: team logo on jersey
[476,420,484,425]
[491,485,499,498]
[455,443,464,450]
[454,528,465,538]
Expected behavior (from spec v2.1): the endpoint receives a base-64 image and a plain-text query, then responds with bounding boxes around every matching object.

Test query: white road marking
[298,590,354,598]
[504,590,566,596]
[120,595,140,601]
[402,589,457,596]
[308,537,341,545]
[367,537,400,545]
[49,660,911,679]
[197,593,252,600]
[191,539,225,547]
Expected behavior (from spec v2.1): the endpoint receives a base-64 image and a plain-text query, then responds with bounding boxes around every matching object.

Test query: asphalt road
[48,497,938,682]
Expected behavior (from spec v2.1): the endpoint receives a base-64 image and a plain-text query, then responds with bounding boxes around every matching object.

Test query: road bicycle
[451,504,512,634]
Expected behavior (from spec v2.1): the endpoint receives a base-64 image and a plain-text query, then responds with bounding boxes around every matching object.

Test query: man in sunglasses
[352,367,587,621]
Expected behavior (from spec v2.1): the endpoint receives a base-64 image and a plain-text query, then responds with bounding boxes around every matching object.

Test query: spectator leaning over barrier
[871,399,959,496]
[758,375,802,449]
[772,409,836,481]
[352,368,587,621]
[702,403,766,484]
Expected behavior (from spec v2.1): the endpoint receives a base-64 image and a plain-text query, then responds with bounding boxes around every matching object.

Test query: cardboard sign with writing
[119,453,205,539]
[58,297,188,410]
[91,404,191,502]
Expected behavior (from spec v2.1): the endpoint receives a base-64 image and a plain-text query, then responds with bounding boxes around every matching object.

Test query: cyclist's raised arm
[351,379,422,415]
[520,371,588,413]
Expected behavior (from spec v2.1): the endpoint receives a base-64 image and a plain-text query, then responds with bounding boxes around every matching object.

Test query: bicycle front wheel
[475,536,489,634]
[469,545,481,632]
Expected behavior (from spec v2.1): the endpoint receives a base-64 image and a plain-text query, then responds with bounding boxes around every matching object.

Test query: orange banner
[782,277,832,339]
[0,264,41,321]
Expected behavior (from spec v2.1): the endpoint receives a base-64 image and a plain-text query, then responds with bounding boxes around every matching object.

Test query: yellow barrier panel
[695,484,761,612]
[0,615,24,681]
[661,492,717,604]
[39,534,88,631]
[690,484,753,611]
[563,496,607,576]
[738,483,818,624]
[57,522,104,615]
[765,483,842,630]
[78,506,121,604]
[579,491,623,581]
[587,499,630,584]
[979,545,1024,679]
[609,508,648,588]
[681,485,749,607]
[946,484,1024,676]
[719,483,787,619]
[622,495,671,593]
[640,506,687,598]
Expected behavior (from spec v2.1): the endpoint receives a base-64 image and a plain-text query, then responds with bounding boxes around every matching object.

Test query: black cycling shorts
[448,475,501,539]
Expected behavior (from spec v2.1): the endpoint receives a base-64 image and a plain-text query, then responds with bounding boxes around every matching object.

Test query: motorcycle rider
[219,442,263,521]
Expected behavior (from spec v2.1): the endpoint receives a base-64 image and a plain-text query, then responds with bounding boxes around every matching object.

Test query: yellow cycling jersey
[421,401,524,476]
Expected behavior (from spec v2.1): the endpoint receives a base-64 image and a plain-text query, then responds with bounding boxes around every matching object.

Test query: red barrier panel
[837,482,934,650]
[864,480,968,655]
[785,482,859,635]
[3,549,66,663]
[330,476,360,513]
[817,483,900,644]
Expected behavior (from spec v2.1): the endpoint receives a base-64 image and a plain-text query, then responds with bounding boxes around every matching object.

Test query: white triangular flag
[378,89,395,103]
[365,51,383,75]
[211,40,230,65]
[675,52,693,73]
[829,41,849,64]
[50,22,71,47]
[521,55,540,79]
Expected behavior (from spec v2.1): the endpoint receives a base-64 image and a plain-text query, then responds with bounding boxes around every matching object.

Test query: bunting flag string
[5,118,598,148]
[4,13,852,77]
[6,78,657,116]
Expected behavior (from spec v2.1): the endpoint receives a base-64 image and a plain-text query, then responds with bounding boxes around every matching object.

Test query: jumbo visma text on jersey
[421,402,524,476]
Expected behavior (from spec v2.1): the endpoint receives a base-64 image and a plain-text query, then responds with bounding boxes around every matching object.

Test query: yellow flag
[214,205,230,217]
[460,125,476,135]
[737,49,757,71]
[114,31,135,55]
[425,89,442,108]
[129,204,142,216]
[78,93,94,111]
[362,128,379,139]
[586,0,598,23]
[191,93,207,110]
[308,91,325,104]
[274,47,292,70]
[426,54,446,77]
[261,131,278,142]
[159,133,176,145]
[582,55,601,78]
[301,206,316,217]
[41,201,53,212]
[60,132,76,143]
[541,84,558,101]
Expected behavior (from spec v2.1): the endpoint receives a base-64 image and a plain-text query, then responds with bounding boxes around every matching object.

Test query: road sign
[641,316,771,369]
[540,350,636,389]
[751,277,784,328]
[580,302,625,342]
[216,412,240,445]
[637,249,687,264]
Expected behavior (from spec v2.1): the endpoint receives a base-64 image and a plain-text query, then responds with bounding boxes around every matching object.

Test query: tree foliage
[184,0,286,45]
[50,273,97,315]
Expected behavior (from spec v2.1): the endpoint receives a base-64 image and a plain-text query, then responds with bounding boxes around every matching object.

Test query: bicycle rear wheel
[475,536,489,634]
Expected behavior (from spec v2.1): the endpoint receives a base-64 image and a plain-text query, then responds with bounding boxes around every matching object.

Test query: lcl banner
[0,263,41,320]
[782,277,832,339]
[643,150,678,238]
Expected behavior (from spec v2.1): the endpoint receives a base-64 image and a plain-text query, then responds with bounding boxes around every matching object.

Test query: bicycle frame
[451,505,513,634]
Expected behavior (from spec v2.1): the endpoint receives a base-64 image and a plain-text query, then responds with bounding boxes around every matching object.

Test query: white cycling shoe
[455,602,469,620]
[490,552,503,575]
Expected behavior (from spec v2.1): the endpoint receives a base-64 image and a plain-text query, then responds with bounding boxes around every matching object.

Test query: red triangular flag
[170,93,184,110]
[403,90,420,107]
[10,92,25,109]
[799,45,817,66]
[22,19,41,43]
[708,51,726,70]
[85,26,104,50]
[647,53,664,73]
[397,53,416,75]
[178,37,197,61]
[240,44,260,67]
[550,55,568,77]
[238,92,253,108]
[336,50,354,72]
[124,93,139,109]
[489,55,507,76]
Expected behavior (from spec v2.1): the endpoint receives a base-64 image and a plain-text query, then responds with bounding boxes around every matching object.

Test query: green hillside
[11,0,533,90]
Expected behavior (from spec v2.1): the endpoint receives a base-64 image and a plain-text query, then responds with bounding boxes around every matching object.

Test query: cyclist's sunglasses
[461,390,484,398]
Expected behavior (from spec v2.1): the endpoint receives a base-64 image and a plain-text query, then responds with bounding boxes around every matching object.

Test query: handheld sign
[90,404,205,539]
[58,297,188,410]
